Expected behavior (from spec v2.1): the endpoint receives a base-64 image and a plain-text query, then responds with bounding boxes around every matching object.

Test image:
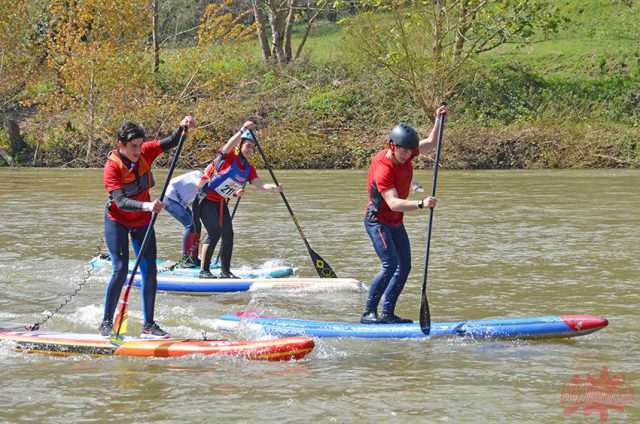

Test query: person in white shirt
[164,170,204,267]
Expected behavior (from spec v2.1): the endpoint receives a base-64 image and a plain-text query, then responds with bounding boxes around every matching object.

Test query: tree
[0,0,41,110]
[0,0,47,163]
[251,0,332,64]
[344,0,567,117]
[0,4,40,109]
[198,0,255,46]
[45,0,153,163]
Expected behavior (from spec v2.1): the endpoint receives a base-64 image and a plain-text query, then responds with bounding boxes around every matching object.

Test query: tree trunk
[152,0,160,73]
[431,1,445,63]
[269,2,286,63]
[85,65,96,164]
[453,1,469,62]
[283,0,296,62]
[0,145,15,166]
[295,0,328,60]
[252,0,272,63]
[6,119,28,154]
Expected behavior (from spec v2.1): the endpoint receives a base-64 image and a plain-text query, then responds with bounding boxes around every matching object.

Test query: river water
[0,168,638,423]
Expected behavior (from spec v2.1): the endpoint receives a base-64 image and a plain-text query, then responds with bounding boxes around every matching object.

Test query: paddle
[419,104,447,335]
[250,129,337,278]
[110,126,188,346]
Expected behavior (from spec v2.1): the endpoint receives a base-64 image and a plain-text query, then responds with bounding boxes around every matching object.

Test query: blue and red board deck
[214,312,608,339]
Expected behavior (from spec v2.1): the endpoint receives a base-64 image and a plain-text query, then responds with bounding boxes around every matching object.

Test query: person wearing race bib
[100,115,197,339]
[361,104,449,324]
[164,170,205,267]
[194,120,283,279]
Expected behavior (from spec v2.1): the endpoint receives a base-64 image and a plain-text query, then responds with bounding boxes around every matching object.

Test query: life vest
[107,150,155,197]
[205,154,250,199]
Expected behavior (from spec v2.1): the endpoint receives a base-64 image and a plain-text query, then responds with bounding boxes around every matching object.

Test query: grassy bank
[1,0,638,168]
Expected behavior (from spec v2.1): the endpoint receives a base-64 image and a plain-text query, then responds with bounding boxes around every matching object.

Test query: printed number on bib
[214,177,243,199]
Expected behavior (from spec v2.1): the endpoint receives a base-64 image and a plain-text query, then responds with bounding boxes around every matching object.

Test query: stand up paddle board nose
[560,315,608,334]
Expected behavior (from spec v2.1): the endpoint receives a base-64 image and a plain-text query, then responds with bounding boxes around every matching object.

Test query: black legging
[197,197,234,273]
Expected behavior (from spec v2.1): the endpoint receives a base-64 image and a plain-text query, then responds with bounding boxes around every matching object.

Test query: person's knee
[381,257,399,274]
[112,263,128,281]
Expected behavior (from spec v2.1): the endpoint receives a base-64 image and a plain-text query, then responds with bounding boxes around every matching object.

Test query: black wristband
[418,200,424,209]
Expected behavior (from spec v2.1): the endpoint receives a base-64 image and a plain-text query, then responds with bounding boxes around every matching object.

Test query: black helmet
[389,123,419,150]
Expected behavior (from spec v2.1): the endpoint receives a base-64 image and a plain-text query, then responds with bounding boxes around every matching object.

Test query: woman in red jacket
[100,115,196,339]
[193,121,283,279]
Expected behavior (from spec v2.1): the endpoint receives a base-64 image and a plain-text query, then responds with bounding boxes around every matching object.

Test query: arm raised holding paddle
[361,104,449,325]
[101,115,196,342]
[195,121,284,280]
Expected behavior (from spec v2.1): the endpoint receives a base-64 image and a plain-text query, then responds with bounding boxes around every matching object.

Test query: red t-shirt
[364,148,419,226]
[103,139,164,227]
[201,149,259,202]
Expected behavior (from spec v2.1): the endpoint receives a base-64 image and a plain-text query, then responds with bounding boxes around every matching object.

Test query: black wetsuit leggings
[197,198,234,273]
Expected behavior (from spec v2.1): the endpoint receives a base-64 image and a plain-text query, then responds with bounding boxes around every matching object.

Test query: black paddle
[419,104,447,335]
[250,129,337,278]
[111,126,188,345]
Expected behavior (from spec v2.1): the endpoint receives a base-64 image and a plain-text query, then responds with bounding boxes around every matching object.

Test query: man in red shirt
[193,121,283,279]
[101,115,196,339]
[362,104,449,324]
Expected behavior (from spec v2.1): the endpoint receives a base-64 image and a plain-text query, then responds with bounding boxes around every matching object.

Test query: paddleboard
[0,328,314,361]
[90,255,294,279]
[214,312,608,339]
[129,275,365,294]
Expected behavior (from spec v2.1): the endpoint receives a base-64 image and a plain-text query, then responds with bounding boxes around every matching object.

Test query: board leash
[28,237,106,331]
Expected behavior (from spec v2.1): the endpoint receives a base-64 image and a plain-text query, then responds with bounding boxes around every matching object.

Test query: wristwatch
[417,199,424,209]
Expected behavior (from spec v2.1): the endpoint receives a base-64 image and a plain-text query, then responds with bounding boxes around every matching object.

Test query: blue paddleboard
[128,276,364,294]
[90,255,294,279]
[214,313,608,339]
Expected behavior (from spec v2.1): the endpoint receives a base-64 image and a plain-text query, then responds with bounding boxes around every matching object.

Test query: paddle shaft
[113,127,188,339]
[419,111,446,335]
[250,130,337,278]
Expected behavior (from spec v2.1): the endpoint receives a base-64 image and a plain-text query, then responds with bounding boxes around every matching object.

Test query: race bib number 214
[214,177,243,199]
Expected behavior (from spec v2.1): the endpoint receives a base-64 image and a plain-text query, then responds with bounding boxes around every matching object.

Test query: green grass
[484,0,640,78]
[8,0,639,168]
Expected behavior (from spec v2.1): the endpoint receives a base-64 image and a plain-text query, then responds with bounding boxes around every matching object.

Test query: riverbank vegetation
[0,0,638,168]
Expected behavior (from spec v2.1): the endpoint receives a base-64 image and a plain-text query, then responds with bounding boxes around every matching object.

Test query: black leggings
[198,198,233,273]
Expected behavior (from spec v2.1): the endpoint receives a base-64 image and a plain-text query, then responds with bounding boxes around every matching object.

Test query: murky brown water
[1,168,638,423]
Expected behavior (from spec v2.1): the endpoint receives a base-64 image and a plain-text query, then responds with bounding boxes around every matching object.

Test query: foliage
[0,0,44,109]
[44,0,154,162]
[198,1,255,46]
[451,66,547,125]
[1,0,639,170]
[342,0,568,117]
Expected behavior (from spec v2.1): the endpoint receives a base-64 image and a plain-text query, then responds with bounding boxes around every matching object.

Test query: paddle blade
[110,287,131,346]
[419,288,431,335]
[309,248,337,278]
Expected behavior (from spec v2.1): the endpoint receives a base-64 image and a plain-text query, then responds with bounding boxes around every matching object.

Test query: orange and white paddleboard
[0,328,314,361]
